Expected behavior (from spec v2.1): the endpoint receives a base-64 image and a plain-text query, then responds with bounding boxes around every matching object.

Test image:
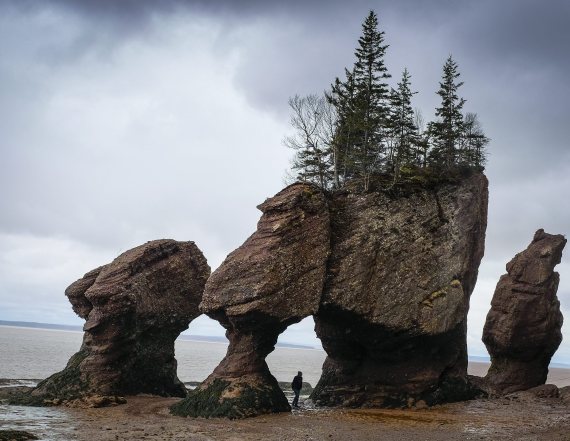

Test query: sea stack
[171,183,330,418]
[311,173,488,407]
[172,173,489,418]
[31,240,210,403]
[482,229,566,394]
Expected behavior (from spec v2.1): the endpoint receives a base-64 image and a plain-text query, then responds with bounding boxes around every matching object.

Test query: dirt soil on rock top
[52,395,570,441]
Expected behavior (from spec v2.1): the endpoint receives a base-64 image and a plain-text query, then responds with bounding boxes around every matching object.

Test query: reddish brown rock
[172,183,330,418]
[483,229,566,394]
[311,173,488,407]
[32,240,210,402]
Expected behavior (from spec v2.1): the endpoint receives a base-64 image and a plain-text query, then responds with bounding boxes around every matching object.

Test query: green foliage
[387,68,419,182]
[350,10,391,189]
[286,11,489,192]
[428,56,467,168]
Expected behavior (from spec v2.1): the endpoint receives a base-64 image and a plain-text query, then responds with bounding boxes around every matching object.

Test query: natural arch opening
[266,316,325,405]
[175,314,228,389]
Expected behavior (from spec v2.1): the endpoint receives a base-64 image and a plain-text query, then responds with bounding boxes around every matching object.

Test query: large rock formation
[32,240,210,403]
[171,183,330,418]
[171,174,489,418]
[312,173,488,407]
[482,229,566,394]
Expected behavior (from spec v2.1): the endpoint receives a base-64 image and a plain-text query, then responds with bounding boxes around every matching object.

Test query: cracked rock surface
[31,240,210,402]
[483,229,566,394]
[312,173,488,407]
[172,183,330,418]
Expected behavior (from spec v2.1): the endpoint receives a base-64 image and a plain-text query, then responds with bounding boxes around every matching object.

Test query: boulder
[171,183,330,418]
[560,385,570,405]
[311,173,488,407]
[482,229,566,394]
[31,240,210,402]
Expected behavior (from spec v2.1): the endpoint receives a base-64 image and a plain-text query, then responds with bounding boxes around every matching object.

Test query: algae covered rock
[172,183,330,418]
[311,173,488,407]
[483,229,566,394]
[30,239,210,403]
[0,431,38,441]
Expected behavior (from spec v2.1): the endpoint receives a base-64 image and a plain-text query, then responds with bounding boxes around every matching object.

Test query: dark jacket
[291,375,303,391]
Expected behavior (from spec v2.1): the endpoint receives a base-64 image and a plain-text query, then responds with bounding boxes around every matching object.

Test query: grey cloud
[0,0,568,360]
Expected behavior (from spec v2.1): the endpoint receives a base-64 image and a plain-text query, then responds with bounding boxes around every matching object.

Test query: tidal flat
[2,393,570,441]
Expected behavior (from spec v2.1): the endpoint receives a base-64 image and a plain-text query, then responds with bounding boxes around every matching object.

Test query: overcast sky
[1,0,569,363]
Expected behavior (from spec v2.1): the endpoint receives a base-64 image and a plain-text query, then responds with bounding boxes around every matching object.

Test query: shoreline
[2,364,570,389]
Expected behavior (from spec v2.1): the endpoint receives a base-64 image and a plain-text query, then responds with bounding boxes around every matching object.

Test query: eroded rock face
[172,183,330,418]
[33,240,210,402]
[483,229,566,394]
[311,174,488,407]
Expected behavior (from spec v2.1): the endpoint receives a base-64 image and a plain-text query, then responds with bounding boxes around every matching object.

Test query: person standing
[291,371,303,408]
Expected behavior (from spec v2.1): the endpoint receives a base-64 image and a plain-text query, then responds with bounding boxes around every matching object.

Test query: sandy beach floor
[2,364,570,441]
[3,393,570,441]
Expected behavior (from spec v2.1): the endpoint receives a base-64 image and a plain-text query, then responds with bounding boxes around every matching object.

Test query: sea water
[0,326,325,440]
[0,326,326,387]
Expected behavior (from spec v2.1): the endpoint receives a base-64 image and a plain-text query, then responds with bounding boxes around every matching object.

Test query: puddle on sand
[0,403,77,441]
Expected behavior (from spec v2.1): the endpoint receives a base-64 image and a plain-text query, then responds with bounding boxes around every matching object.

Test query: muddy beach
[3,393,570,441]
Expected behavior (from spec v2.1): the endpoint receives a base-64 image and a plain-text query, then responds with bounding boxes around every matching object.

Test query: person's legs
[292,389,300,407]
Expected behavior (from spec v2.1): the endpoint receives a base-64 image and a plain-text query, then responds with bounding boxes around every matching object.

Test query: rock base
[170,375,290,419]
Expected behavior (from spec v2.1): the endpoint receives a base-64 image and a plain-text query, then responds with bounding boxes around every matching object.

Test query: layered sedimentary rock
[482,229,566,394]
[171,183,330,418]
[311,173,488,407]
[32,240,210,403]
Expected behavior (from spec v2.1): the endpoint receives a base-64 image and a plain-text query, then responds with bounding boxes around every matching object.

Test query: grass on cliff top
[340,166,480,196]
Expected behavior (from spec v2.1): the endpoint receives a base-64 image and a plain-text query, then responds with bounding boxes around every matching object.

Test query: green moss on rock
[9,349,90,406]
[170,378,290,419]
[0,430,38,441]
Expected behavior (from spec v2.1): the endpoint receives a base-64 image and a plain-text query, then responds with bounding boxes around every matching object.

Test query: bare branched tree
[284,94,337,189]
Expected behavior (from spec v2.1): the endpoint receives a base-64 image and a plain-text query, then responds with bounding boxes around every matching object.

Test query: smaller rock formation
[30,240,210,404]
[171,183,330,418]
[483,229,566,394]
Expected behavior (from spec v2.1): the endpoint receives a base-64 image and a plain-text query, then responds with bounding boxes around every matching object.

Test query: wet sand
[3,394,566,441]
[2,365,570,440]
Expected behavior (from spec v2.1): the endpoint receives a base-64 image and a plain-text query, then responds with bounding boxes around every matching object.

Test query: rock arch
[171,183,330,418]
[172,174,489,417]
[30,239,210,403]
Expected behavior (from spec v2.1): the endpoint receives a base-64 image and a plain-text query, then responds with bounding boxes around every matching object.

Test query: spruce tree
[388,68,418,182]
[428,56,465,169]
[351,10,391,189]
[328,10,391,190]
[328,68,358,187]
[460,112,489,169]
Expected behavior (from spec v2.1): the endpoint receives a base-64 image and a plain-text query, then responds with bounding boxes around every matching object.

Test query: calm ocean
[0,326,326,387]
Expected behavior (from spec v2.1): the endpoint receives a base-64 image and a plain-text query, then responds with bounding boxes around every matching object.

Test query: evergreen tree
[388,68,418,182]
[413,108,430,167]
[328,68,358,187]
[351,10,391,189]
[428,56,466,169]
[328,10,391,190]
[460,112,489,169]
